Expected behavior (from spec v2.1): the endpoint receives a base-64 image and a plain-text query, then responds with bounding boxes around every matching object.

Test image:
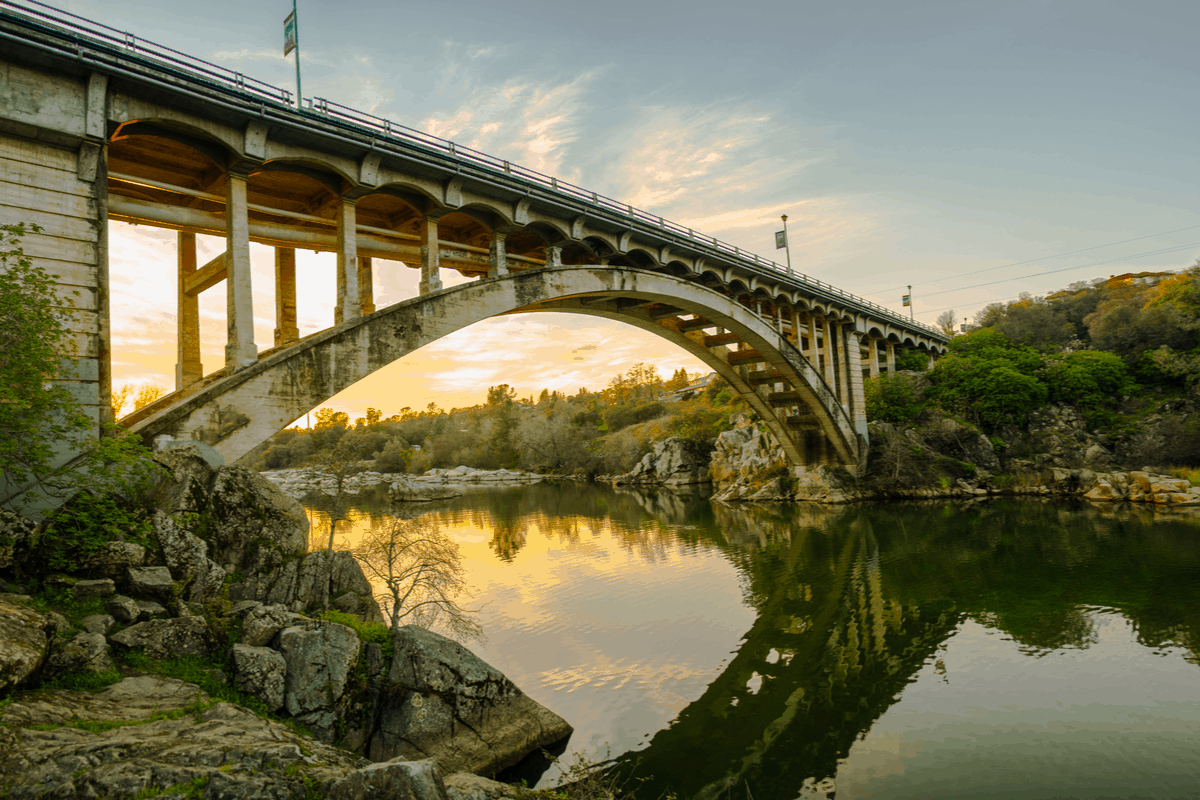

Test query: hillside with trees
[250,364,744,478]
[864,263,1200,487]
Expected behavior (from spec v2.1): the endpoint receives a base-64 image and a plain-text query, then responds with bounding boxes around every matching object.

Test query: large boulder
[152,512,226,603]
[231,643,287,712]
[108,616,216,660]
[390,477,465,503]
[0,676,450,800]
[370,625,572,778]
[0,511,38,573]
[207,466,309,569]
[920,415,1001,473]
[278,620,361,739]
[0,600,49,693]
[43,632,113,679]
[711,417,792,501]
[624,437,712,485]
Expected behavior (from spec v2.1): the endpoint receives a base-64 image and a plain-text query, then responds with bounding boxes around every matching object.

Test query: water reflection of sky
[318,491,757,781]
[312,490,1200,797]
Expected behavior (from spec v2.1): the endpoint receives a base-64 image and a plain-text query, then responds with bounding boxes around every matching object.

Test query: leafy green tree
[865,374,922,424]
[0,222,92,506]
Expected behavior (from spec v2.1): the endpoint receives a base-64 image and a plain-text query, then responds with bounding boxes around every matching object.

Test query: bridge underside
[128,268,863,469]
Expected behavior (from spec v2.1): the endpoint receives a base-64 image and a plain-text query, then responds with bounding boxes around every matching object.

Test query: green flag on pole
[283,12,297,55]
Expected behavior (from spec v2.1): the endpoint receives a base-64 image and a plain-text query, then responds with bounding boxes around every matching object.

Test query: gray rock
[207,466,309,568]
[240,603,297,647]
[0,511,38,572]
[72,579,116,598]
[80,614,115,635]
[154,441,219,515]
[711,419,792,501]
[152,512,225,603]
[278,621,360,739]
[79,541,146,577]
[389,476,466,502]
[0,677,384,800]
[329,759,450,800]
[232,643,287,712]
[134,600,168,621]
[108,616,216,660]
[370,625,572,778]
[127,566,174,596]
[445,773,524,799]
[0,600,49,693]
[625,436,713,486]
[106,595,140,625]
[43,632,113,678]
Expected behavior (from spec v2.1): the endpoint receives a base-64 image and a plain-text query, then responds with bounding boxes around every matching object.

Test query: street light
[776,215,792,274]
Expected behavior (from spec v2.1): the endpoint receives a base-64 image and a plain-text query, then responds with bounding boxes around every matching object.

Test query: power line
[865,224,1200,299]
[919,245,1199,316]
[916,242,1200,303]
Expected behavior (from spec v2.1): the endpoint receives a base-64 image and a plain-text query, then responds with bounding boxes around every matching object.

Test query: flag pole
[780,214,792,273]
[284,1,302,110]
[908,284,914,321]
[292,0,301,110]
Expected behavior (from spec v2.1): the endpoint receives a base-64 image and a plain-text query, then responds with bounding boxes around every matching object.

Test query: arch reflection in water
[307,485,1200,798]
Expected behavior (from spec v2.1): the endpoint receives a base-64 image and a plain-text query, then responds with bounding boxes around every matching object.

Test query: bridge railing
[310,98,941,337]
[0,0,293,106]
[0,0,942,339]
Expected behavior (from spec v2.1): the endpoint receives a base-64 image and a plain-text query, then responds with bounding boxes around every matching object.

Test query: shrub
[865,374,922,424]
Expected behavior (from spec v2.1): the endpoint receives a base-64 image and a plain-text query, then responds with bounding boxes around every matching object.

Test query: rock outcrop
[389,475,467,502]
[371,625,573,778]
[0,600,50,692]
[0,676,452,800]
[711,416,792,501]
[620,437,712,486]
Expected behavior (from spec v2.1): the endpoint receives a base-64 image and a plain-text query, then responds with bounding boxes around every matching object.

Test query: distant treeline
[251,365,745,476]
[869,262,1200,464]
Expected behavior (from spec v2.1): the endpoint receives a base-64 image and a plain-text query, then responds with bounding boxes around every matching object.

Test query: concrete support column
[224,172,257,371]
[358,257,375,315]
[176,232,203,390]
[868,337,880,378]
[274,248,299,347]
[821,317,836,390]
[807,314,817,365]
[773,305,783,334]
[789,308,801,346]
[419,217,442,294]
[489,232,508,277]
[837,325,852,413]
[846,328,868,436]
[546,245,563,268]
[886,342,896,374]
[928,352,936,370]
[334,198,359,325]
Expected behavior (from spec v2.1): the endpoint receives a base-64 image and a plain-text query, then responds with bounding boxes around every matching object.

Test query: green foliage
[38,668,123,693]
[603,402,667,433]
[0,222,91,505]
[865,374,922,424]
[1043,350,1130,425]
[894,348,929,372]
[42,492,153,573]
[927,329,1049,430]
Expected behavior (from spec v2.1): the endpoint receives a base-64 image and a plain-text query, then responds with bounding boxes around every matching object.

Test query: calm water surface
[309,484,1200,799]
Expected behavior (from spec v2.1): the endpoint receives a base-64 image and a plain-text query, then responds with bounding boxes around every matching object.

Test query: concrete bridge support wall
[0,61,111,480]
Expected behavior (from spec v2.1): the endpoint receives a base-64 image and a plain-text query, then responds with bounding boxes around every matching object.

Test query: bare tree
[305,431,365,551]
[353,514,482,641]
[935,309,958,337]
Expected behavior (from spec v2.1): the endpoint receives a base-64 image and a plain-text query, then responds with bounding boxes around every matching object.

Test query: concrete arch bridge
[0,4,948,473]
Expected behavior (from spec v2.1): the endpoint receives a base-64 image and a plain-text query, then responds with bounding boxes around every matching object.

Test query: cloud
[420,70,598,178]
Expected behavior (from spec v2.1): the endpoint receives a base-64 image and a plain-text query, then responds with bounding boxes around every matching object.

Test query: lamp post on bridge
[283,1,302,110]
[776,214,792,274]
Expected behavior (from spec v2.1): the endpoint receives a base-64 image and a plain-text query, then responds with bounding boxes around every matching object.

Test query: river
[304,482,1200,800]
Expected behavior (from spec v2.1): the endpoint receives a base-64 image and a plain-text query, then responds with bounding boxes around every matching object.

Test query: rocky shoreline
[0,443,572,800]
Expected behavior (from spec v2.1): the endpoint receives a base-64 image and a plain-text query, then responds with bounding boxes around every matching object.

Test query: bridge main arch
[129,268,863,469]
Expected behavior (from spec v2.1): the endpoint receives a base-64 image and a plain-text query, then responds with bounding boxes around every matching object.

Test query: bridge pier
[334,198,360,325]
[419,217,443,294]
[224,172,258,371]
[489,232,508,277]
[886,342,896,374]
[846,328,868,438]
[274,248,299,346]
[175,232,203,390]
[867,337,880,378]
[358,257,376,314]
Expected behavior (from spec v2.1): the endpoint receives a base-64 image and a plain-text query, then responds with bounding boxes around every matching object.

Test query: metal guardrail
[0,0,943,339]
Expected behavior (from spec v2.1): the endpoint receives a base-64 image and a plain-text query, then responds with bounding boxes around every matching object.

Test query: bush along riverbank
[0,442,579,800]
